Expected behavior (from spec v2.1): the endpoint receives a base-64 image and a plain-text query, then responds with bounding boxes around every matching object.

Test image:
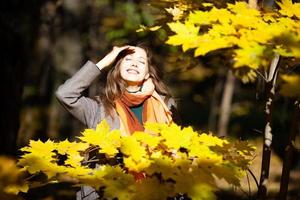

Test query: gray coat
[55,60,179,200]
[56,60,177,130]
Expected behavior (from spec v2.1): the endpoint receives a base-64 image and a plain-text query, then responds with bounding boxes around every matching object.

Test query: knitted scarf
[115,78,172,135]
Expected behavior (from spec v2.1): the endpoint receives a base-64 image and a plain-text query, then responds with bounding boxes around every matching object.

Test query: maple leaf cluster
[142,0,300,83]
[16,120,255,200]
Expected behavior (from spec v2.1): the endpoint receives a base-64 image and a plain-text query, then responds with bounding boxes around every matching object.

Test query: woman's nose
[131,62,138,67]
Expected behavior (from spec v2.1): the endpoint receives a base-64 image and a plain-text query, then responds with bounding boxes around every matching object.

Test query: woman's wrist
[96,46,131,71]
[96,59,109,71]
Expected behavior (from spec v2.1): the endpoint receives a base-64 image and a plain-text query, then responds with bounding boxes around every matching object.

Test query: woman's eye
[139,61,145,64]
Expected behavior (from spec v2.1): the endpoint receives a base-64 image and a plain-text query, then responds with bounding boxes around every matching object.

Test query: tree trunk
[249,0,259,9]
[208,75,223,132]
[217,70,235,137]
[278,100,300,200]
[258,54,280,200]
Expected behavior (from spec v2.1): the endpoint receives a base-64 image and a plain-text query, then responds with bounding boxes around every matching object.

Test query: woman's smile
[126,68,140,74]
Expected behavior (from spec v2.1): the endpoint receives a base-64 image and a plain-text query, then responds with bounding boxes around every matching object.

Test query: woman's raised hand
[96,46,134,70]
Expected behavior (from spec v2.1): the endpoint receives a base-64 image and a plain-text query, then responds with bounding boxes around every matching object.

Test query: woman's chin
[123,76,144,84]
[124,79,143,86]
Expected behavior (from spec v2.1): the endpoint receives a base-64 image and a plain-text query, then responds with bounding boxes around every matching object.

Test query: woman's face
[119,47,149,85]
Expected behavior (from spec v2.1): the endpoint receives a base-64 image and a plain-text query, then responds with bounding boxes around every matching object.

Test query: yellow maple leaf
[55,140,88,167]
[233,43,267,69]
[132,131,161,148]
[101,166,136,200]
[208,164,244,186]
[190,145,223,164]
[99,130,122,156]
[21,139,56,157]
[159,124,197,150]
[4,184,29,195]
[78,120,110,145]
[197,133,226,147]
[136,25,161,33]
[165,6,184,21]
[0,156,29,195]
[100,143,119,156]
[123,157,152,172]
[160,123,184,150]
[64,152,85,167]
[145,154,176,180]
[227,2,260,17]
[121,137,147,162]
[78,128,103,145]
[173,167,217,198]
[188,10,214,25]
[277,0,300,18]
[194,34,236,56]
[66,166,93,178]
[144,122,168,133]
[188,183,216,200]
[19,140,58,177]
[166,21,199,51]
[56,139,89,155]
[202,3,213,8]
[18,154,62,178]
[78,120,121,156]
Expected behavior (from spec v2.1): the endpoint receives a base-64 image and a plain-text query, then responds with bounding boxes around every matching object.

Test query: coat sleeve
[55,60,102,128]
[76,186,100,200]
[167,97,182,125]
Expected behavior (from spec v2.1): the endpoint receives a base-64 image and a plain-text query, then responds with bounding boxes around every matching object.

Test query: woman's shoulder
[158,95,177,108]
[159,95,181,125]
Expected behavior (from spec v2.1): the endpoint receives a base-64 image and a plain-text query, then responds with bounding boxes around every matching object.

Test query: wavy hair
[99,44,172,118]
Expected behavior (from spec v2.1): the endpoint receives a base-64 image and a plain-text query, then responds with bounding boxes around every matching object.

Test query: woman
[56,45,180,199]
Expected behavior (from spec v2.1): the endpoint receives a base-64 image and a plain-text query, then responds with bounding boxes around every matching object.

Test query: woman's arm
[56,46,133,128]
[55,60,102,128]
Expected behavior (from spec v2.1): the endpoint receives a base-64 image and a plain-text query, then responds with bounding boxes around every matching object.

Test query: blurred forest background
[0,0,299,199]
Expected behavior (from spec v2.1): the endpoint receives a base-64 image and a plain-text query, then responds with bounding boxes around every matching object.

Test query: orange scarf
[115,79,172,135]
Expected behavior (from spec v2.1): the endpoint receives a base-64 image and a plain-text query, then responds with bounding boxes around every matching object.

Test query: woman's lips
[127,69,139,74]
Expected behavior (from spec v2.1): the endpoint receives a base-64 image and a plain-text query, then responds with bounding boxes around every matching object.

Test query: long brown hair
[100,44,172,117]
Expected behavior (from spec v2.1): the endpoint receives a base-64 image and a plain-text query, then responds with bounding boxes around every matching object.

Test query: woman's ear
[145,73,150,80]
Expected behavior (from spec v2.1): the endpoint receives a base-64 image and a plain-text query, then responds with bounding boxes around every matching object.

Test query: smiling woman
[55,44,180,200]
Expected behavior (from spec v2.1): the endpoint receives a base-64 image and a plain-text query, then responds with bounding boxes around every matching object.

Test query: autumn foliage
[142,0,300,83]
[15,120,255,200]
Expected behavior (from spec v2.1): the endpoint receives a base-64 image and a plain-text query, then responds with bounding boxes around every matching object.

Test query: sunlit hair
[100,44,172,118]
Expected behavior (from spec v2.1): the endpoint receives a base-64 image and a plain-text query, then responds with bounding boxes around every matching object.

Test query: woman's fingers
[114,45,135,56]
[112,46,129,54]
[97,45,136,70]
[120,45,135,51]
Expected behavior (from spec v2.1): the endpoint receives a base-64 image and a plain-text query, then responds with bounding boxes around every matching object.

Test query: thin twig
[250,154,257,162]
[252,129,263,135]
[24,174,37,181]
[248,168,259,190]
[246,170,252,196]
[254,69,268,82]
[89,156,97,160]
[88,146,100,153]
[81,159,100,164]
